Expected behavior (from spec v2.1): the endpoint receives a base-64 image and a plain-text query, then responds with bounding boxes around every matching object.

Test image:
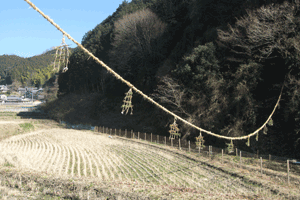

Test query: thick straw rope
[24,0,284,141]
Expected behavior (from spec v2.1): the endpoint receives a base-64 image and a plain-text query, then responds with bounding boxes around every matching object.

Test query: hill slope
[50,0,300,158]
[0,48,74,87]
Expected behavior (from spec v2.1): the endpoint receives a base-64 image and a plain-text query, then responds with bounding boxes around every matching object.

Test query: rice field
[0,127,286,199]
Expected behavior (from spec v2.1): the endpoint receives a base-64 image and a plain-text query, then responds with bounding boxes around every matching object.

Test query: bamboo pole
[222,149,223,164]
[188,141,190,152]
[240,151,242,168]
[287,160,290,186]
[260,157,263,176]
[179,139,181,150]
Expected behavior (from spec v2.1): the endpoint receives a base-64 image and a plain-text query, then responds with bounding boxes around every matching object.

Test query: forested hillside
[0,48,74,87]
[56,0,300,158]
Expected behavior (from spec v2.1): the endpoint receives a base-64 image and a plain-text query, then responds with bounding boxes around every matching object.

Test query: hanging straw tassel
[121,88,133,115]
[263,125,268,135]
[196,131,205,149]
[169,117,181,139]
[246,137,250,147]
[226,139,234,153]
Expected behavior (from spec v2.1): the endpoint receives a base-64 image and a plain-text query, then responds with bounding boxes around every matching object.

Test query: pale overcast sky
[0,0,130,57]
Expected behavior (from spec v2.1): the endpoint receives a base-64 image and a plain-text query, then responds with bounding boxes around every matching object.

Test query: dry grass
[0,125,294,199]
[0,112,298,199]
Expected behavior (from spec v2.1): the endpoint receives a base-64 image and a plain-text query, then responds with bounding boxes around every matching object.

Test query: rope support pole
[24,0,284,141]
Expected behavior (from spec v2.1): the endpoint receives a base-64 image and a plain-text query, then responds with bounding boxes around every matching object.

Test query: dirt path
[0,120,26,124]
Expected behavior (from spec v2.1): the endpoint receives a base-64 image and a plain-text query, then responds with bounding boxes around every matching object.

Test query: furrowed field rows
[0,128,276,198]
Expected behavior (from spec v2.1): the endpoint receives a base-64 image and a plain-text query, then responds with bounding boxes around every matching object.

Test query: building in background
[0,85,9,93]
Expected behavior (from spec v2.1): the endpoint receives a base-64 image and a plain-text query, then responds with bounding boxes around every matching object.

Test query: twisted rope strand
[24,0,284,141]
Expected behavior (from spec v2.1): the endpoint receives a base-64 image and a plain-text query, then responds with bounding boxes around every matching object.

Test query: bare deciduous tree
[152,76,227,140]
[110,8,167,79]
[217,1,300,62]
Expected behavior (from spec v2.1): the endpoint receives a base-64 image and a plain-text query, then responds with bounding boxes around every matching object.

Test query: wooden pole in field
[240,151,242,168]
[188,141,190,152]
[145,133,146,141]
[157,135,159,144]
[138,132,140,140]
[165,136,166,145]
[171,138,173,147]
[269,154,271,162]
[236,148,238,157]
[110,128,112,135]
[125,129,127,137]
[179,139,181,150]
[287,160,290,186]
[131,130,133,139]
[151,133,152,143]
[260,157,263,176]
[222,149,223,164]
[119,129,121,136]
